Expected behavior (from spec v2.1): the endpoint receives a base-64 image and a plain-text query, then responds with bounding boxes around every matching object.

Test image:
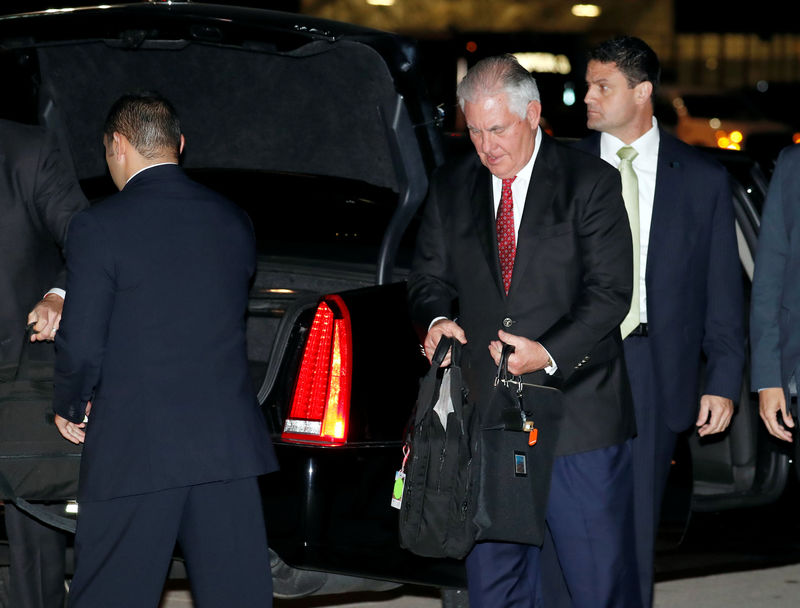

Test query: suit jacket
[53,164,277,502]
[751,144,800,395]
[408,133,636,456]
[0,119,88,373]
[575,130,745,432]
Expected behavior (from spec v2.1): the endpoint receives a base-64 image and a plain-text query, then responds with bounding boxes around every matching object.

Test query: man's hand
[423,319,467,366]
[758,387,794,442]
[26,294,64,342]
[489,330,550,375]
[55,401,91,445]
[695,394,734,437]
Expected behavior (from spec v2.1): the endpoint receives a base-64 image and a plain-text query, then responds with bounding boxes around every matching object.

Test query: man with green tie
[565,36,745,607]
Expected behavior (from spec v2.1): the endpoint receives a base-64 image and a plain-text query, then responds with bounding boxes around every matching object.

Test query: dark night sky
[675,1,800,34]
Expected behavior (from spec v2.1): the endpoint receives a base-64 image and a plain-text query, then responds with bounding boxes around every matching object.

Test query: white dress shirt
[599,116,660,323]
[490,128,543,241]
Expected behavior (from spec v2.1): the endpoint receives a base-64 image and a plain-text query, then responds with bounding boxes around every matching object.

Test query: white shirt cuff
[541,344,557,375]
[45,288,66,300]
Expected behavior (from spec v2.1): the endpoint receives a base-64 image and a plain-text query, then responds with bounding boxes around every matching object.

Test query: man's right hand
[423,319,467,366]
[759,387,794,442]
[26,293,64,342]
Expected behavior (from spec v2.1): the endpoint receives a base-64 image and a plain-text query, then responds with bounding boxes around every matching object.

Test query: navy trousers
[624,335,679,607]
[67,476,273,608]
[465,441,641,608]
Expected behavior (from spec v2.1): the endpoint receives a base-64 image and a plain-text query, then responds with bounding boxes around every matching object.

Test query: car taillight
[282,295,352,445]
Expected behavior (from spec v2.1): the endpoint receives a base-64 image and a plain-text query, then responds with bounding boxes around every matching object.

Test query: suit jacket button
[502,317,514,328]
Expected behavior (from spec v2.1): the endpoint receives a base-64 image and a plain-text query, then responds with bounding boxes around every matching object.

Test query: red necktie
[497,177,516,294]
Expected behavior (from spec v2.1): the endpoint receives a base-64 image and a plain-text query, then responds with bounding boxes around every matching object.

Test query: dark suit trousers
[5,503,67,608]
[465,441,641,608]
[67,477,272,608]
[624,335,679,608]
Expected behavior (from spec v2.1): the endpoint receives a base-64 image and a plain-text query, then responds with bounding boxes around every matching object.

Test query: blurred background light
[571,4,602,18]
[513,52,571,74]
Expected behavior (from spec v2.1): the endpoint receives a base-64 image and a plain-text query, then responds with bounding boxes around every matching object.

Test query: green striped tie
[617,145,640,339]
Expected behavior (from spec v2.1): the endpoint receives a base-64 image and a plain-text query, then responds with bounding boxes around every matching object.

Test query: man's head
[103,92,184,189]
[584,36,660,143]
[457,55,542,179]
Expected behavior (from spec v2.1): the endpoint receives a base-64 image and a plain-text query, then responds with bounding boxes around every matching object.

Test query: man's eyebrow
[468,123,507,132]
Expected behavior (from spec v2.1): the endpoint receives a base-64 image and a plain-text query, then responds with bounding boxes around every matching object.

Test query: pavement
[159,562,800,607]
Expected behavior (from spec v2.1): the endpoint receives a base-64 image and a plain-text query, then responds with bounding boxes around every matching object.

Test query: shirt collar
[600,116,660,165]
[126,162,179,185]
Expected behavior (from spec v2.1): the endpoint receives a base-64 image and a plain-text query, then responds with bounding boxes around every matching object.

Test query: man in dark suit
[0,119,88,608]
[573,36,745,607]
[52,92,277,607]
[408,55,640,607]
[751,144,800,441]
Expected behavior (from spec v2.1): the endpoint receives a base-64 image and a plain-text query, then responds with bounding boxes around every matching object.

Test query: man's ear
[111,132,125,160]
[526,100,542,130]
[179,134,185,156]
[634,81,653,106]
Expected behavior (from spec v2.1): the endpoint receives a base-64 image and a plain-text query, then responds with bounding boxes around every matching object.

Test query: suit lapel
[647,130,683,284]
[469,165,506,295]
[512,135,558,298]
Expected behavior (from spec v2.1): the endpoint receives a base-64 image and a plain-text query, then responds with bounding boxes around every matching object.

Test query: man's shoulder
[775,142,800,169]
[657,129,727,176]
[544,134,616,177]
[0,118,45,139]
[0,119,48,157]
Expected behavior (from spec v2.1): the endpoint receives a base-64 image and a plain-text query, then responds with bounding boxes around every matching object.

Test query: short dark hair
[589,36,661,94]
[103,91,181,159]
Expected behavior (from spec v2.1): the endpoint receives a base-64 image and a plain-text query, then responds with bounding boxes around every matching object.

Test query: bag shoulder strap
[0,472,76,533]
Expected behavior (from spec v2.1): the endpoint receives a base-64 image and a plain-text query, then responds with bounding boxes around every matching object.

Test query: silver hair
[457,55,540,119]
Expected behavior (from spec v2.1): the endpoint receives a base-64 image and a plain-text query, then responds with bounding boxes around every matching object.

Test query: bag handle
[431,335,453,369]
[494,342,515,386]
[413,337,464,429]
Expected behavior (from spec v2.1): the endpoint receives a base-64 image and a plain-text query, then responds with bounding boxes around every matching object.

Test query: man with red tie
[408,54,641,607]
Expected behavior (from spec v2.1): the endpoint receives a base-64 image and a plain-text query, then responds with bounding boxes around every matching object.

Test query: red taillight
[282,295,352,445]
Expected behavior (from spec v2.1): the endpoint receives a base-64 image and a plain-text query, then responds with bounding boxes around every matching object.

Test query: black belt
[627,323,648,337]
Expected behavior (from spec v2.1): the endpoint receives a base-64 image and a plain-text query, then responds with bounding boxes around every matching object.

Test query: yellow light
[366,0,394,5]
[793,133,800,144]
[264,288,296,294]
[717,137,731,149]
[727,143,741,150]
[729,130,743,143]
[512,52,572,75]
[571,4,602,17]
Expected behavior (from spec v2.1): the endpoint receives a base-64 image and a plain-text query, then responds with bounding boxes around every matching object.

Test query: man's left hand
[489,330,549,375]
[26,294,64,341]
[696,394,734,436]
[55,400,91,445]
[55,415,86,444]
